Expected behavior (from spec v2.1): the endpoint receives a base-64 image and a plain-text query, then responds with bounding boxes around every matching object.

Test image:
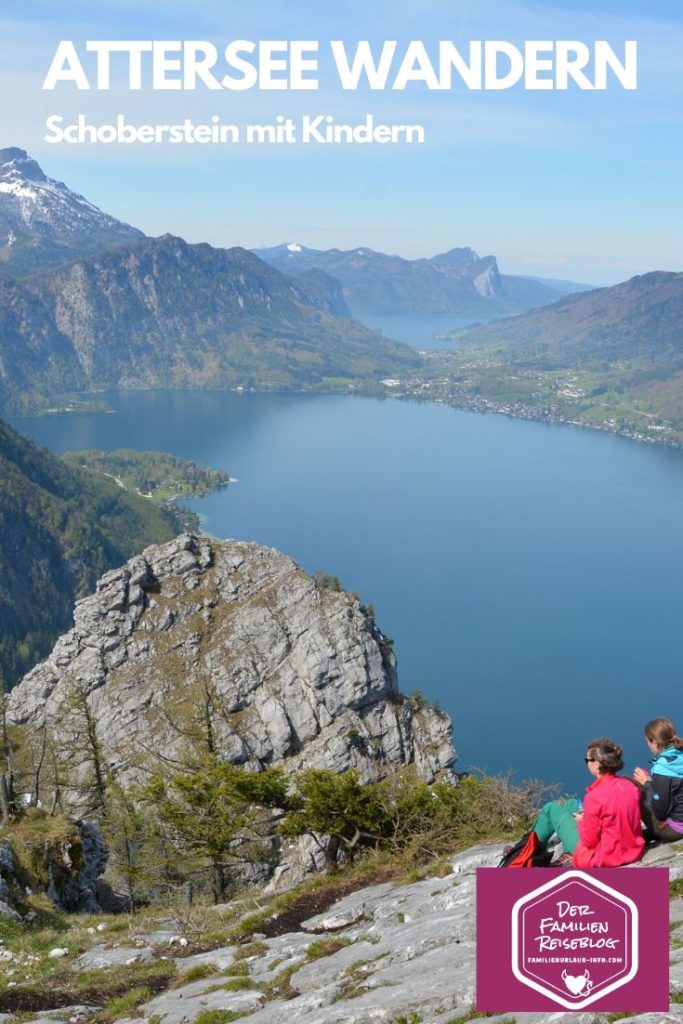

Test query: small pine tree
[279,768,387,867]
[51,679,109,818]
[100,779,177,911]
[142,755,290,902]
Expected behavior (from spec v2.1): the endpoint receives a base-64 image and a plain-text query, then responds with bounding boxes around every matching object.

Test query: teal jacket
[650,745,683,823]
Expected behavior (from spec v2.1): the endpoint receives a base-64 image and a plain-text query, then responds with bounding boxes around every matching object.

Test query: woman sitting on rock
[532,737,644,867]
[633,716,683,843]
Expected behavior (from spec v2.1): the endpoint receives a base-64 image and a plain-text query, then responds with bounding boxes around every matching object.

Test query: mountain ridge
[0,233,419,411]
[405,270,683,445]
[448,270,683,363]
[254,241,592,317]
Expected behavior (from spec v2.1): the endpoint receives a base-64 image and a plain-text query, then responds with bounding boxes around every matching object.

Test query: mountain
[0,234,419,411]
[290,267,351,318]
[449,271,683,365]
[7,535,455,824]
[0,147,144,276]
[422,271,683,445]
[253,242,585,317]
[0,416,180,687]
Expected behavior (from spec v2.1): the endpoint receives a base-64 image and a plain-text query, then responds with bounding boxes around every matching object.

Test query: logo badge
[476,867,669,1013]
[511,870,637,1009]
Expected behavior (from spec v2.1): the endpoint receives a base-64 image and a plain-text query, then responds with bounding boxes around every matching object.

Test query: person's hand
[633,766,651,785]
[573,811,583,821]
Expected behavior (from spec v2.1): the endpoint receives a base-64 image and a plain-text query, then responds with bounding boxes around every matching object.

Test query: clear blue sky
[1,0,682,284]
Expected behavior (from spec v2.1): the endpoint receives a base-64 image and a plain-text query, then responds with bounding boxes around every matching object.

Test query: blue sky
[1,0,682,284]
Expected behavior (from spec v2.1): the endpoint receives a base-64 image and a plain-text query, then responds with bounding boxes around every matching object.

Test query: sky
[1,0,682,284]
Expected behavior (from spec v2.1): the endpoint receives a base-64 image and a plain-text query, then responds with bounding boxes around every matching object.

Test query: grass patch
[208,976,253,993]
[400,857,453,885]
[444,1008,516,1024]
[194,1011,246,1024]
[222,962,250,976]
[174,962,219,986]
[0,957,176,1015]
[259,963,301,1001]
[306,938,353,960]
[104,985,151,1018]
[234,939,268,960]
[335,958,377,1001]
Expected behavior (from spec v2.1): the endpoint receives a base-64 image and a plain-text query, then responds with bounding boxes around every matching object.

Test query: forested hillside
[0,417,180,686]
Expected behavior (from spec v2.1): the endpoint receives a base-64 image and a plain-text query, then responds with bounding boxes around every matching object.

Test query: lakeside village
[376,350,681,449]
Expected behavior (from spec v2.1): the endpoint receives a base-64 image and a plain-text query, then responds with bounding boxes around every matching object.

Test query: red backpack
[498,830,553,868]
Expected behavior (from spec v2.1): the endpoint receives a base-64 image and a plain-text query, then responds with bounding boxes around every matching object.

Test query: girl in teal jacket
[633,716,683,843]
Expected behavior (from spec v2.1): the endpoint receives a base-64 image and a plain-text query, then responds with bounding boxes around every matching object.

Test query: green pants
[533,799,582,854]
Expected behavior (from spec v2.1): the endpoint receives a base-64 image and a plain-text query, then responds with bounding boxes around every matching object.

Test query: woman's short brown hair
[586,737,624,774]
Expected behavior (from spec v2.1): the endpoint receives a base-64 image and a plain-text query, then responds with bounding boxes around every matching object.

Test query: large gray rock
[48,821,109,913]
[73,944,155,970]
[8,536,454,792]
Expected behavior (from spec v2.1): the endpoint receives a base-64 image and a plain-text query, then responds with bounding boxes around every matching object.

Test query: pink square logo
[477,867,669,1013]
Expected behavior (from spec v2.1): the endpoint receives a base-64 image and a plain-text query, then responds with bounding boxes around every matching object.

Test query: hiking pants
[533,799,582,853]
[640,794,683,843]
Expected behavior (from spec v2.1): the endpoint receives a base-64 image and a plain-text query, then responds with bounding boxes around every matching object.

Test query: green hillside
[427,272,683,444]
[0,418,180,687]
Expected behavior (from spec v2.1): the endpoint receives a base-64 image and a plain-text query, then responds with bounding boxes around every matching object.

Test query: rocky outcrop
[0,820,109,919]
[8,535,455,809]
[46,822,109,914]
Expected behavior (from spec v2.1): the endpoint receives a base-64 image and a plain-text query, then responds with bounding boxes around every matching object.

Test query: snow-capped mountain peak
[0,146,144,275]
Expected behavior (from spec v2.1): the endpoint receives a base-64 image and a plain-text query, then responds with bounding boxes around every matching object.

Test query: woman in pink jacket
[533,738,645,867]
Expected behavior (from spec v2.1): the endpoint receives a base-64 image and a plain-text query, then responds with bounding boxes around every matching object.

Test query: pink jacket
[573,773,645,868]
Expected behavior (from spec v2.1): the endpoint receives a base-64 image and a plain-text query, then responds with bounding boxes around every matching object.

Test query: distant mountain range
[0,415,180,687]
[254,242,592,317]
[0,149,420,411]
[1,145,676,438]
[0,147,144,276]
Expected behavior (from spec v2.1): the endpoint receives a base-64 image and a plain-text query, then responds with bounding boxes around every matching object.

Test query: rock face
[8,535,455,807]
[46,822,109,915]
[0,821,108,919]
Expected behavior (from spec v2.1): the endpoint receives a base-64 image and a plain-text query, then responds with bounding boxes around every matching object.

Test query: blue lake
[356,312,492,349]
[13,389,683,794]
